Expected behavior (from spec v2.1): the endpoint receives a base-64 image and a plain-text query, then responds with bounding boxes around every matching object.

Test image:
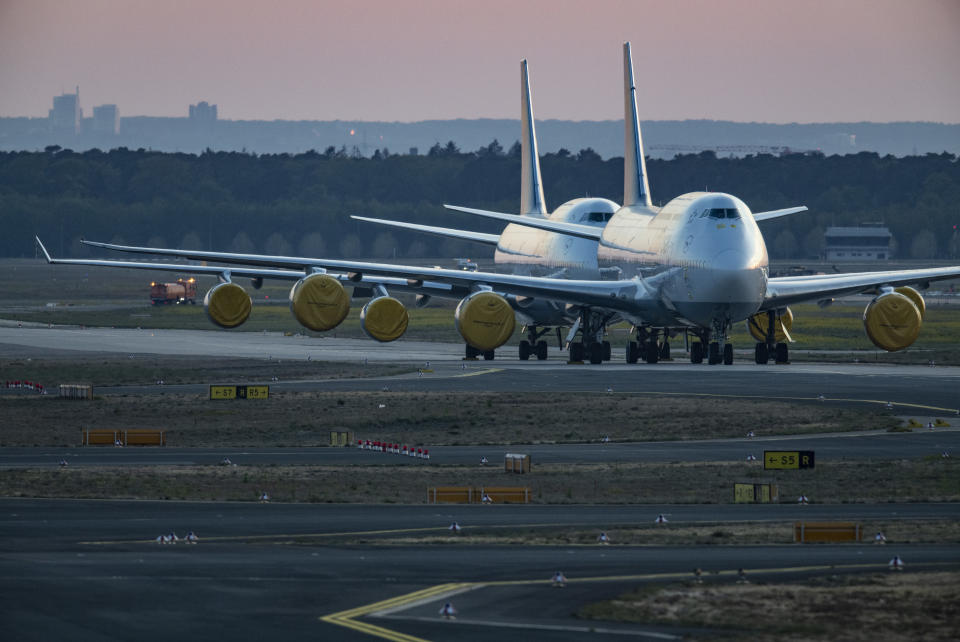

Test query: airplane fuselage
[599,192,769,328]
[494,197,618,279]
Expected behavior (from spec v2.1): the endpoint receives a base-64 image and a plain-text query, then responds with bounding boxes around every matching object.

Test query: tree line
[1,144,958,260]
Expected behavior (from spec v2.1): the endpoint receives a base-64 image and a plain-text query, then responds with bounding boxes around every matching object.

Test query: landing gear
[709,318,734,365]
[754,342,769,364]
[723,343,734,365]
[659,341,671,361]
[645,340,659,364]
[589,343,604,364]
[569,342,585,362]
[775,342,789,364]
[626,341,639,364]
[690,342,704,364]
[708,341,721,365]
[483,350,495,361]
[520,327,551,362]
[536,340,548,360]
[519,340,531,361]
[567,308,613,364]
[465,344,479,360]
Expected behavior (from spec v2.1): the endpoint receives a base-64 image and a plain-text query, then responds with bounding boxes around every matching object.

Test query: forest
[1,143,958,260]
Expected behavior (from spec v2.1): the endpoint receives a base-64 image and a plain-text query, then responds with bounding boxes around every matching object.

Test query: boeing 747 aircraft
[38,43,960,365]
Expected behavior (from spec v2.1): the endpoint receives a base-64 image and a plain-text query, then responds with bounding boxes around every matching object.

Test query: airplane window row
[700,208,740,219]
[585,212,615,222]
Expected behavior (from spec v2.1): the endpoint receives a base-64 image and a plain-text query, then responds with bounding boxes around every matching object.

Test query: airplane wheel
[755,343,769,364]
[723,343,734,365]
[626,341,639,364]
[660,341,670,360]
[570,342,584,362]
[708,342,721,365]
[483,350,495,361]
[775,342,789,364]
[465,344,479,359]
[536,340,548,360]
[519,340,530,361]
[589,343,604,364]
[602,341,611,361]
[645,341,659,364]
[690,342,704,364]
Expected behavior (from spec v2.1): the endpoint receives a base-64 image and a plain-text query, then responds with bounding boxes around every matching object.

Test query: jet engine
[360,296,409,342]
[863,290,923,352]
[289,274,350,331]
[204,282,252,328]
[454,291,516,351]
[894,286,926,319]
[747,307,793,342]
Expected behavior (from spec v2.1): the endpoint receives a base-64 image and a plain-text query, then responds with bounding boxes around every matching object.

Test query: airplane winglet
[35,236,53,263]
[753,206,809,222]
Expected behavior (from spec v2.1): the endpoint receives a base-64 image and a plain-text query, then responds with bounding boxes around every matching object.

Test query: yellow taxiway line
[453,367,502,378]
[319,561,954,641]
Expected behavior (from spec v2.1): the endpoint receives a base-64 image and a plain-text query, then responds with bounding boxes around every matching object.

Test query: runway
[2,498,959,642]
[2,325,959,415]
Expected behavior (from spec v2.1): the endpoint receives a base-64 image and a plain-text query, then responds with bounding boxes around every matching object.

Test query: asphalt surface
[3,498,959,642]
[2,327,960,640]
[3,325,959,415]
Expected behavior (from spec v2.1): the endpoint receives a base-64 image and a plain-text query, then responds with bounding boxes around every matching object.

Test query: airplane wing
[72,238,641,310]
[764,266,960,308]
[35,237,467,298]
[753,206,808,222]
[351,215,501,246]
[442,204,603,241]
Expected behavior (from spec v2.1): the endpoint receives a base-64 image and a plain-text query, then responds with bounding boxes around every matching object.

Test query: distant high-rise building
[189,101,217,124]
[49,87,82,135]
[92,104,120,135]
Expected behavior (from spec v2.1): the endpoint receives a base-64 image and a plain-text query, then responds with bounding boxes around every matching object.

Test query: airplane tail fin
[520,59,547,216]
[623,42,652,208]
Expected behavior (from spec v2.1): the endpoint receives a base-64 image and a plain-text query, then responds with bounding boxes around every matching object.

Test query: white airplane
[353,59,619,361]
[38,43,960,365]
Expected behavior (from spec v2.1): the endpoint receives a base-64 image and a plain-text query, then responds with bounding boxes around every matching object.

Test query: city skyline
[1,0,958,124]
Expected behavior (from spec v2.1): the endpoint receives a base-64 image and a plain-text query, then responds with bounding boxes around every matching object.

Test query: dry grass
[579,571,960,641]
[0,354,409,387]
[2,459,956,504]
[344,520,960,547]
[0,389,900,448]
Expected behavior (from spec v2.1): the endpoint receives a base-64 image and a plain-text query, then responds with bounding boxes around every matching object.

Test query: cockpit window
[588,212,605,222]
[604,212,614,221]
[707,208,740,219]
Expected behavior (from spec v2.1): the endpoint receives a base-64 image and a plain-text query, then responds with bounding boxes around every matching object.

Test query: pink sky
[1,0,958,123]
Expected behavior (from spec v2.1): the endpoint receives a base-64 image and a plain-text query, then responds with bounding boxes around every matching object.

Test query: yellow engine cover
[454,291,515,351]
[360,297,409,342]
[747,307,793,342]
[204,282,252,329]
[289,274,350,332]
[863,292,922,352]
[894,286,925,319]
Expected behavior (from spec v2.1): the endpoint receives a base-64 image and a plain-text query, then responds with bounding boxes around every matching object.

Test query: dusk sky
[1,0,958,123]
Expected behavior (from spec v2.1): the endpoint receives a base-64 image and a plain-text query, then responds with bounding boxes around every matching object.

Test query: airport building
[49,87,82,135]
[824,224,893,261]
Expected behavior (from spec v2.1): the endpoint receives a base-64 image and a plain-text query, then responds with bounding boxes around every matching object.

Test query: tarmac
[2,326,959,640]
[3,498,959,641]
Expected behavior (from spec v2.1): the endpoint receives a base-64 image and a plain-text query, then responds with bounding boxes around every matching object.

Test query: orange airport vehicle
[150,278,197,305]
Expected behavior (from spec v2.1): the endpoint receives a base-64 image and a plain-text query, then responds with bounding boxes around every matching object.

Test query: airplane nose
[711,249,765,306]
